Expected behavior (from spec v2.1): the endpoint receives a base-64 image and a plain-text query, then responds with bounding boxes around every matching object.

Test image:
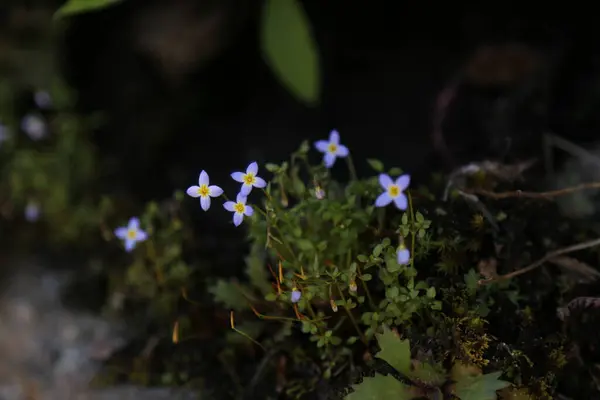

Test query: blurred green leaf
[246,243,272,295]
[346,374,413,400]
[375,326,411,376]
[208,280,247,312]
[261,0,320,105]
[367,159,384,172]
[455,371,511,400]
[54,0,122,19]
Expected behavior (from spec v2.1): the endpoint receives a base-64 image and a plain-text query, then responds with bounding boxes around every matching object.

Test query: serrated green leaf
[208,280,247,312]
[455,371,511,400]
[261,0,320,105]
[245,243,272,295]
[54,0,121,18]
[345,374,413,400]
[375,326,411,375]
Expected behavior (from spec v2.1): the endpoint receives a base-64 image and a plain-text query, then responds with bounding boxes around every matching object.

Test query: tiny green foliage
[260,0,321,105]
[455,371,511,400]
[346,374,414,400]
[54,0,122,19]
[375,326,411,375]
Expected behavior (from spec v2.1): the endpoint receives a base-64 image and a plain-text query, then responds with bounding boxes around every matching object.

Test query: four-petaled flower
[223,193,254,227]
[291,288,301,303]
[314,130,349,168]
[114,217,148,252]
[397,246,411,265]
[375,173,410,210]
[186,170,224,211]
[231,162,267,196]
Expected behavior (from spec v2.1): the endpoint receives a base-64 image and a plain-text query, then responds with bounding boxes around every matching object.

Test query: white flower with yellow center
[186,170,224,211]
[231,162,267,196]
[314,130,349,168]
[114,217,148,252]
[223,193,254,227]
[374,173,411,210]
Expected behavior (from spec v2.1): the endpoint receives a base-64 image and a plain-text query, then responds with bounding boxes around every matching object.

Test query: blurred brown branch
[467,181,600,200]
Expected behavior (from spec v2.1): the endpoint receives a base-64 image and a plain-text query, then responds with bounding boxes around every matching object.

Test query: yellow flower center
[243,173,256,185]
[328,143,338,154]
[127,229,137,240]
[388,185,400,198]
[197,184,210,197]
[234,202,245,213]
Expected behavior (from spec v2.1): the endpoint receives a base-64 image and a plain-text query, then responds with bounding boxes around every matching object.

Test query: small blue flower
[34,91,52,109]
[25,201,40,222]
[291,289,301,303]
[231,162,267,196]
[21,113,47,140]
[397,246,411,265]
[114,217,148,252]
[374,173,410,210]
[314,130,349,168]
[223,193,254,227]
[186,170,224,211]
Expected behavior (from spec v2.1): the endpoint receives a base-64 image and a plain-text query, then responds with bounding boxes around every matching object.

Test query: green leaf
[346,374,413,400]
[375,326,411,375]
[261,0,320,105]
[208,280,247,312]
[367,159,385,172]
[245,244,272,295]
[455,371,511,400]
[54,0,121,18]
[464,269,480,294]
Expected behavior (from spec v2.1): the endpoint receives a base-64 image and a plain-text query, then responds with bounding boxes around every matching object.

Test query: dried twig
[479,237,600,285]
[466,181,600,200]
[557,297,600,321]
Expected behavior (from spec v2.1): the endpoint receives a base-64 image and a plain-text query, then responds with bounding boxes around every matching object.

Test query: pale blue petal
[114,227,128,239]
[375,192,392,207]
[136,230,148,242]
[397,248,410,265]
[208,185,223,197]
[247,162,258,175]
[254,177,267,188]
[379,174,393,190]
[315,140,329,153]
[186,185,200,198]
[124,239,136,252]
[201,196,211,211]
[394,193,408,210]
[233,212,244,226]
[291,290,301,303]
[199,170,209,186]
[223,201,236,212]
[240,184,252,196]
[336,144,349,157]
[236,192,247,204]
[231,172,245,182]
[244,205,254,217]
[128,217,140,230]
[324,153,336,168]
[329,130,340,145]
[396,174,411,190]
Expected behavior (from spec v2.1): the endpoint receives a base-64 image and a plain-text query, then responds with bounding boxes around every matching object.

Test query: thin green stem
[346,154,358,181]
[407,190,416,270]
[337,284,368,344]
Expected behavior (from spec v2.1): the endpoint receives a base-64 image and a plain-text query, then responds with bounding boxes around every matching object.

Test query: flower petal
[223,201,236,212]
[136,230,148,242]
[199,170,209,186]
[394,193,408,210]
[291,290,301,303]
[324,153,336,168]
[233,212,244,227]
[208,185,223,197]
[246,162,258,175]
[201,196,211,211]
[336,144,349,157]
[186,185,200,198]
[240,184,252,196]
[231,172,245,182]
[114,227,128,239]
[244,205,254,217]
[329,130,340,145]
[314,140,329,153]
[236,192,247,204]
[397,248,410,265]
[128,217,140,230]
[375,192,393,207]
[124,239,136,252]
[253,177,267,189]
[396,174,411,190]
[378,174,393,190]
